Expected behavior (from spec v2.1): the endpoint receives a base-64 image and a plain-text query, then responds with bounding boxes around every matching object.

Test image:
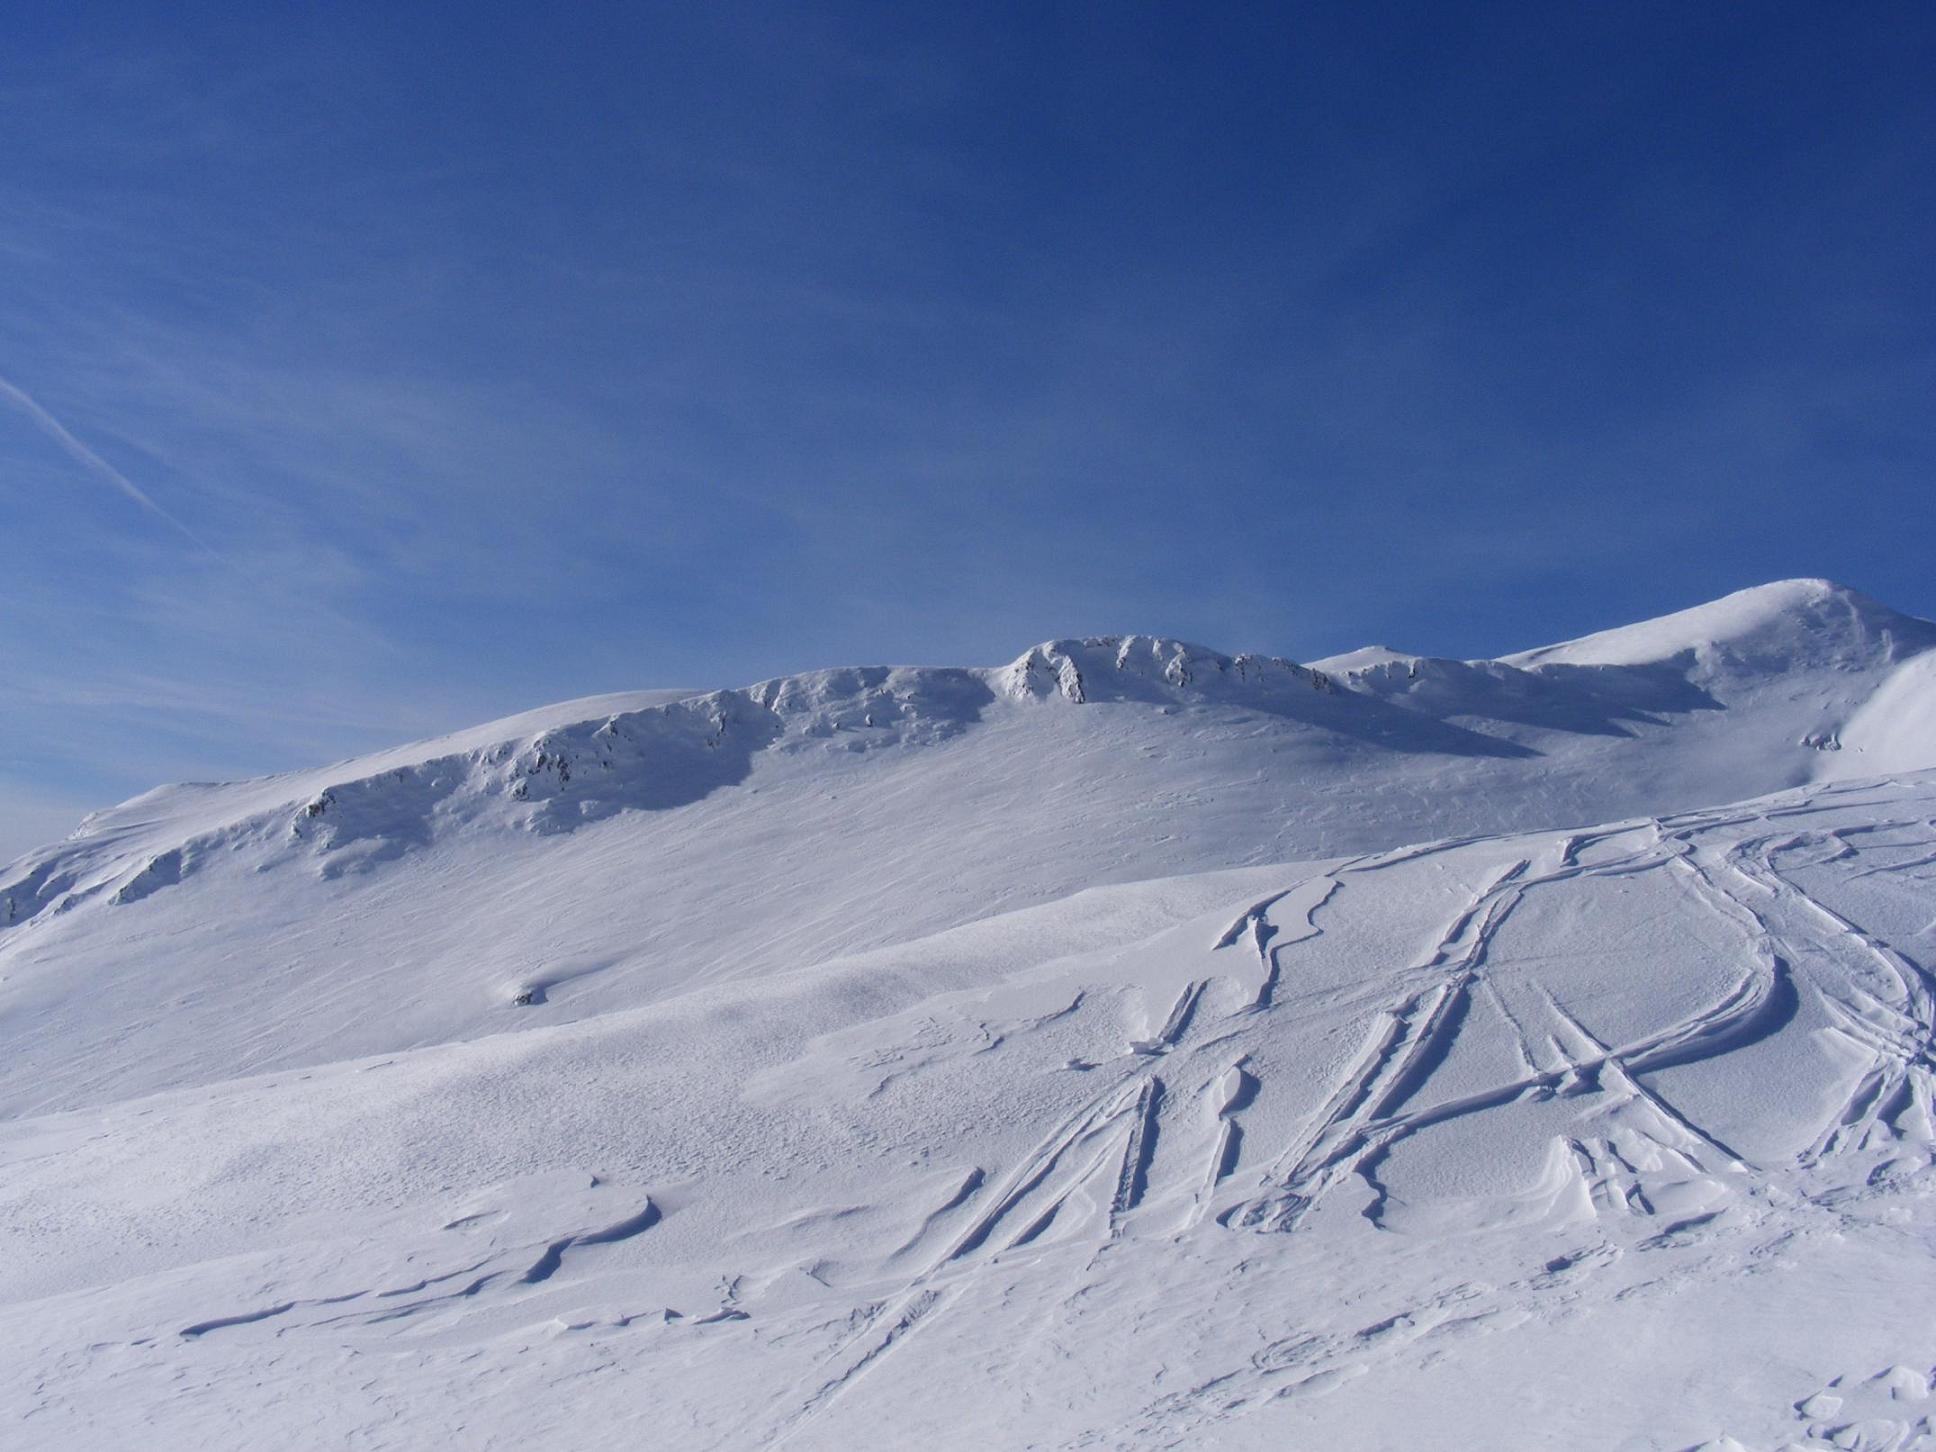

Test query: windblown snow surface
[4,578,1936,1450]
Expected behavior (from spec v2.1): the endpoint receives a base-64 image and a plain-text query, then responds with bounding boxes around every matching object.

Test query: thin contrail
[0,373,208,548]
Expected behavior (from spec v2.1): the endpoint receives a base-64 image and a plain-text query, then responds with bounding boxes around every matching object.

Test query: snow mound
[1503,577,1936,677]
[1818,647,1936,778]
[1308,643,1418,674]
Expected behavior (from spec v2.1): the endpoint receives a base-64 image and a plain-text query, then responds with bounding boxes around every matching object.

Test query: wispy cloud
[0,371,208,549]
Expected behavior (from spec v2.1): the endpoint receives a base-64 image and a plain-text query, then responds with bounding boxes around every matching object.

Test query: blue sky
[3,2,1933,857]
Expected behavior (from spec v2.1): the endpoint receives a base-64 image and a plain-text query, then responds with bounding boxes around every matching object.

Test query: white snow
[1822,647,1936,778]
[2,579,1934,1450]
[1502,577,1936,676]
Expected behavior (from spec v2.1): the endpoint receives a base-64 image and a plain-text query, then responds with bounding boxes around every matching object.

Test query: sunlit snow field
[4,580,1934,1450]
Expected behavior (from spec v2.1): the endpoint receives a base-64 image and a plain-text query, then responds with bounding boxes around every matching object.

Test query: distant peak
[1503,578,1935,674]
[1308,645,1421,675]
[1700,577,1876,616]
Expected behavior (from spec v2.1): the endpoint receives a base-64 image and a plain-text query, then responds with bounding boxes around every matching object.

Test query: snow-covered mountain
[3,578,1934,1450]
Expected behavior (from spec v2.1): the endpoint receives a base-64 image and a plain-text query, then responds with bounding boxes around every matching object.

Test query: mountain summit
[1505,577,1936,674]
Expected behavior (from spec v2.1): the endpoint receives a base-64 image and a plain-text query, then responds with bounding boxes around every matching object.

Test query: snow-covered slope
[5,582,1932,1117]
[1501,576,1936,677]
[1822,647,1936,778]
[3,580,1935,1450]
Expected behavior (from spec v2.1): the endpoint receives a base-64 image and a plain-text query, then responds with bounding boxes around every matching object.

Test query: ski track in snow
[4,583,1936,1449]
[7,783,1933,1450]
[690,785,1933,1448]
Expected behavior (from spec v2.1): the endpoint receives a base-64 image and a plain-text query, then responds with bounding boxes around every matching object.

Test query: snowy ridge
[1310,647,1716,738]
[1504,576,1936,675]
[4,581,1936,1450]
[997,634,1332,703]
[2,638,1294,926]
[8,586,1932,939]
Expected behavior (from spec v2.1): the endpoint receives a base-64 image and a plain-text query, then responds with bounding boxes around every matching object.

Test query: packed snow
[2,579,1934,1449]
